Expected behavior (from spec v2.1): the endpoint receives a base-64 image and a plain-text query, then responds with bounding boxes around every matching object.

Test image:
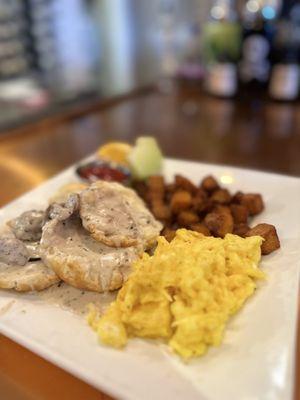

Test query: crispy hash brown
[132,174,280,255]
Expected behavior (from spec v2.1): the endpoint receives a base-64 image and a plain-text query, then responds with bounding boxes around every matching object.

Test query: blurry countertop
[0,79,299,400]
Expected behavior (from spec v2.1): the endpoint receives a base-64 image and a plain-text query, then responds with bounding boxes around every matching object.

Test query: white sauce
[38,282,116,316]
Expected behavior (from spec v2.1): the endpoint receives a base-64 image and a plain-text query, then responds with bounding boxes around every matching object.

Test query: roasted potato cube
[165,183,176,201]
[231,191,244,204]
[246,223,280,255]
[151,201,171,221]
[162,227,176,242]
[175,174,197,194]
[192,196,209,213]
[177,211,199,227]
[213,205,231,216]
[204,212,233,238]
[170,190,192,213]
[171,222,180,231]
[233,223,250,237]
[147,176,165,203]
[210,189,231,204]
[147,175,165,193]
[240,193,264,216]
[166,183,176,194]
[189,223,211,236]
[148,191,165,205]
[195,188,208,199]
[201,175,219,192]
[230,204,249,224]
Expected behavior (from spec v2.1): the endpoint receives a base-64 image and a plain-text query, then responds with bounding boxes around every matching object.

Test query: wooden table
[0,81,299,400]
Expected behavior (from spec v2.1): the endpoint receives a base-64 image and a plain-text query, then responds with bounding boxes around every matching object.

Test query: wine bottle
[269,2,300,101]
[203,0,242,97]
[239,0,280,95]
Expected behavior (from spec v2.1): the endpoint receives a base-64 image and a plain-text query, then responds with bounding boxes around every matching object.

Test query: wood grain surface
[0,81,299,400]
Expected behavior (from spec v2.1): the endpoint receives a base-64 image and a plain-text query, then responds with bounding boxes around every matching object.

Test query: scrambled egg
[88,229,264,359]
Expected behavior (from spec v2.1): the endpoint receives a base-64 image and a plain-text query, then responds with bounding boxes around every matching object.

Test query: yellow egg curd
[88,229,264,359]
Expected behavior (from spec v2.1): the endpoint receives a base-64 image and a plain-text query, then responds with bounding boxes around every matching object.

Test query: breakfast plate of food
[0,137,299,400]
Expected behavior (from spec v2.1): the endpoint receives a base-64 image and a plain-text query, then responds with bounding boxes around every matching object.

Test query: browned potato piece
[210,189,231,204]
[165,183,176,202]
[148,192,165,205]
[233,223,250,237]
[201,175,219,192]
[170,190,192,214]
[175,174,197,194]
[147,176,165,204]
[177,211,199,227]
[246,223,280,255]
[214,205,231,216]
[166,183,176,194]
[204,212,233,238]
[189,223,211,236]
[171,222,180,231]
[240,194,264,216]
[231,191,244,204]
[192,196,211,213]
[195,188,208,199]
[162,227,176,242]
[148,175,165,193]
[230,204,249,224]
[151,202,172,221]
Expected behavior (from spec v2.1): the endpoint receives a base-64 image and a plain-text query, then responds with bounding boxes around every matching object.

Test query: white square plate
[0,159,299,400]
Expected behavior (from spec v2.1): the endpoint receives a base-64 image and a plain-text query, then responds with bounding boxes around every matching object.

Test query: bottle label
[206,63,237,96]
[240,35,270,82]
[269,64,300,100]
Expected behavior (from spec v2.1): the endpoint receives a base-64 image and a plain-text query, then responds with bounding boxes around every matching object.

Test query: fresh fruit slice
[97,142,132,166]
[128,137,163,179]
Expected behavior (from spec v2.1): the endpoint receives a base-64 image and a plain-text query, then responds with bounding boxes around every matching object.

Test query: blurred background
[0,0,299,131]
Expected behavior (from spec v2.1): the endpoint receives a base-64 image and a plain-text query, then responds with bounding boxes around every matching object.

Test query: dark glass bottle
[239,0,280,96]
[269,2,300,101]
